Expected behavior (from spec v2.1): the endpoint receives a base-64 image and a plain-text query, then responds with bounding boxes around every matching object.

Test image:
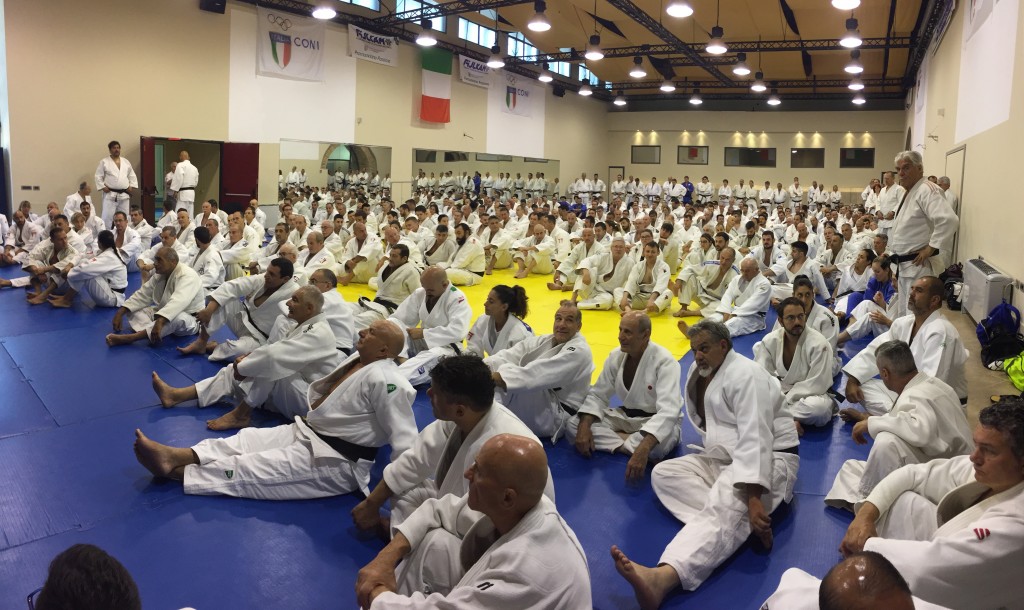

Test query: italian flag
[420,47,452,123]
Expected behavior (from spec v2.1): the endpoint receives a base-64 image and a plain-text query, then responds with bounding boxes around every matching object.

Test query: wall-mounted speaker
[552,86,565,98]
[199,0,227,14]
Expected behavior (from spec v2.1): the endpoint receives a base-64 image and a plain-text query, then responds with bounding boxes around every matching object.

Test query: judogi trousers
[207,299,262,361]
[705,312,766,337]
[396,527,463,597]
[445,268,481,287]
[496,388,571,442]
[513,251,553,275]
[398,345,459,387]
[68,276,124,308]
[127,307,199,338]
[612,289,671,314]
[785,394,837,427]
[825,431,930,510]
[195,364,310,420]
[564,410,679,458]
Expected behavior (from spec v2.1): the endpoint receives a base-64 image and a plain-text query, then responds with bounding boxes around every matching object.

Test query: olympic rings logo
[267,13,292,31]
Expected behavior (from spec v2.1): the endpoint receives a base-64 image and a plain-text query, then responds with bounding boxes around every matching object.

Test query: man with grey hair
[152,284,340,430]
[63,182,93,219]
[305,267,355,354]
[889,151,958,317]
[612,318,799,608]
[826,339,973,511]
[937,176,958,213]
[573,236,634,310]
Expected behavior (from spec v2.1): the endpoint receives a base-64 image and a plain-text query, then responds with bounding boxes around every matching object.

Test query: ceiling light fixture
[751,71,767,92]
[614,91,627,106]
[311,4,337,19]
[848,77,865,90]
[487,45,505,69]
[666,0,694,18]
[585,34,604,61]
[538,63,553,82]
[415,19,437,46]
[845,49,864,74]
[841,17,862,48]
[705,1,727,54]
[767,88,781,106]
[527,0,552,32]
[630,56,647,78]
[660,80,676,92]
[832,0,861,9]
[579,80,593,96]
[852,93,866,105]
[732,52,751,76]
[689,85,703,105]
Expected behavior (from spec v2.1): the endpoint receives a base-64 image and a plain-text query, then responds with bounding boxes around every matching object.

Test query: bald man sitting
[356,434,591,609]
[134,320,418,500]
[106,247,204,347]
[152,285,340,430]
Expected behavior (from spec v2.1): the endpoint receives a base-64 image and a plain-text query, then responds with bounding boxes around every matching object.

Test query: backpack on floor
[1005,352,1024,393]
[978,300,1024,366]
[944,279,963,311]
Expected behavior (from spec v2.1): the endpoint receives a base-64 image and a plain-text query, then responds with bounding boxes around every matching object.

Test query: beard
[696,364,714,378]
[457,237,467,246]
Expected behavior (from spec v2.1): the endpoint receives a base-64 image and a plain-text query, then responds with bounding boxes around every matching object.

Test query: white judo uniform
[769,257,830,301]
[485,333,594,441]
[678,260,738,317]
[121,263,204,338]
[66,249,128,307]
[381,403,554,530]
[188,247,225,296]
[464,314,533,358]
[567,342,682,458]
[379,495,590,609]
[825,373,973,510]
[555,240,605,286]
[355,262,421,330]
[439,237,485,286]
[760,567,950,610]
[184,355,417,500]
[754,327,837,426]
[512,233,556,275]
[615,258,672,313]
[204,275,300,361]
[861,455,1024,610]
[390,284,473,387]
[574,251,634,310]
[340,234,384,283]
[480,227,514,270]
[888,179,958,317]
[844,310,968,414]
[650,350,800,591]
[195,313,340,419]
[94,156,138,228]
[711,272,772,336]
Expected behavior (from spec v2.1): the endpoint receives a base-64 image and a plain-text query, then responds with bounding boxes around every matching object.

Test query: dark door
[140,136,157,222]
[221,143,259,216]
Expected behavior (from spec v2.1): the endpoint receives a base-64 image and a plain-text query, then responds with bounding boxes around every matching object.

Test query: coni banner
[257,7,326,82]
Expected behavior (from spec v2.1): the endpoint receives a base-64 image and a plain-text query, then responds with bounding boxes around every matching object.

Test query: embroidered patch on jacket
[387,383,397,393]
[224,470,234,479]
[974,527,990,540]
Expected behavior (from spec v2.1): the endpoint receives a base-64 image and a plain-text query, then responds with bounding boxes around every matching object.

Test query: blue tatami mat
[0,343,55,439]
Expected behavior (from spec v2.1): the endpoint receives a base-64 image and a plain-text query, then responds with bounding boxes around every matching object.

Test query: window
[631,146,661,164]
[476,153,513,162]
[677,146,709,165]
[724,147,777,167]
[550,61,572,77]
[840,148,876,168]
[508,33,537,59]
[398,0,445,32]
[790,148,825,169]
[443,152,469,162]
[344,0,380,10]
[458,17,496,48]
[578,65,599,86]
[414,149,436,163]
[478,8,497,20]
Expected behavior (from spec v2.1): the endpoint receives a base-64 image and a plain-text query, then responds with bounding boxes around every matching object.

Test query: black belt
[371,296,398,312]
[890,249,938,265]
[109,188,129,194]
[472,270,484,277]
[560,402,578,416]
[178,186,195,192]
[620,406,651,418]
[778,445,799,456]
[304,421,379,462]
[112,287,126,294]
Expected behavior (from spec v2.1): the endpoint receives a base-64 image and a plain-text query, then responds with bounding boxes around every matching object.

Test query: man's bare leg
[0,277,11,288]
[27,281,58,305]
[207,401,253,431]
[338,271,353,286]
[513,258,527,279]
[47,288,77,308]
[106,330,147,346]
[133,429,199,481]
[611,545,680,610]
[152,371,199,408]
[25,276,43,298]
[177,328,212,355]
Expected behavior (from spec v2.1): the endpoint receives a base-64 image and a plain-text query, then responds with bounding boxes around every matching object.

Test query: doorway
[944,145,966,263]
[608,166,625,197]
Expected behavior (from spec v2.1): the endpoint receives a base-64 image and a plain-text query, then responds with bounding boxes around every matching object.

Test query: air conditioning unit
[962,258,1012,323]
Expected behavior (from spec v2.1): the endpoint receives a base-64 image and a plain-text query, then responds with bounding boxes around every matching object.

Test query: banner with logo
[458,55,490,89]
[257,8,326,82]
[348,24,399,67]
[497,71,533,117]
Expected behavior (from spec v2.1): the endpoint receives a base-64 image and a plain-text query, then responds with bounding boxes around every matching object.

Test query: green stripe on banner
[421,47,453,75]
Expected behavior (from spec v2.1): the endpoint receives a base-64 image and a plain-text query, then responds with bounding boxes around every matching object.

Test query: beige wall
[909,5,1024,308]
[605,110,905,201]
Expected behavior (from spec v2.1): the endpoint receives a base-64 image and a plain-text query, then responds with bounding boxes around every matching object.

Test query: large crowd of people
[3,145,1022,610]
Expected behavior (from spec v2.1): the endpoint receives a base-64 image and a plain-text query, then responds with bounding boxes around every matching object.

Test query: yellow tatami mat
[337,267,691,382]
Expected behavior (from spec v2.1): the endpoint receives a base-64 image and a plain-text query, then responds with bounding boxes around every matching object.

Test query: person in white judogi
[47,230,128,309]
[615,240,671,316]
[762,553,948,610]
[356,434,591,609]
[152,284,339,426]
[177,257,299,361]
[217,223,254,281]
[168,151,199,216]
[766,241,830,301]
[438,223,485,286]
[389,266,473,387]
[137,226,189,283]
[0,226,78,299]
[567,312,683,481]
[704,256,772,336]
[889,151,959,317]
[573,236,635,310]
[354,244,421,330]
[611,319,800,608]
[673,247,738,319]
[746,230,785,274]
[549,227,604,291]
[826,341,973,511]
[305,268,355,354]
[294,231,336,283]
[351,357,554,537]
[94,141,137,228]
[465,284,533,358]
[105,247,203,347]
[485,301,593,441]
[339,221,384,285]
[1,210,43,266]
[479,215,514,274]
[755,298,837,429]
[512,224,556,279]
[186,227,224,296]
[843,277,967,416]
[134,319,418,500]
[63,182,93,219]
[838,401,1024,610]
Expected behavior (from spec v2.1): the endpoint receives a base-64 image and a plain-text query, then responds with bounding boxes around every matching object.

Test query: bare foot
[176,337,209,355]
[645,305,661,314]
[205,340,219,354]
[106,333,137,347]
[26,294,48,305]
[207,409,252,431]
[754,527,774,550]
[485,269,493,276]
[151,372,180,408]
[671,307,692,318]
[514,271,527,279]
[838,408,866,423]
[611,545,673,610]
[561,284,572,292]
[133,429,178,478]
[546,281,562,291]
[48,295,73,308]
[677,320,689,335]
[0,278,11,288]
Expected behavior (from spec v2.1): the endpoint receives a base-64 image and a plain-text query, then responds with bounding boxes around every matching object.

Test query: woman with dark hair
[832,248,877,316]
[465,284,533,357]
[838,255,898,345]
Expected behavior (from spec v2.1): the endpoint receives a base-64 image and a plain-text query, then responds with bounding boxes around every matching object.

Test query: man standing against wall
[94,141,137,229]
[169,151,199,218]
